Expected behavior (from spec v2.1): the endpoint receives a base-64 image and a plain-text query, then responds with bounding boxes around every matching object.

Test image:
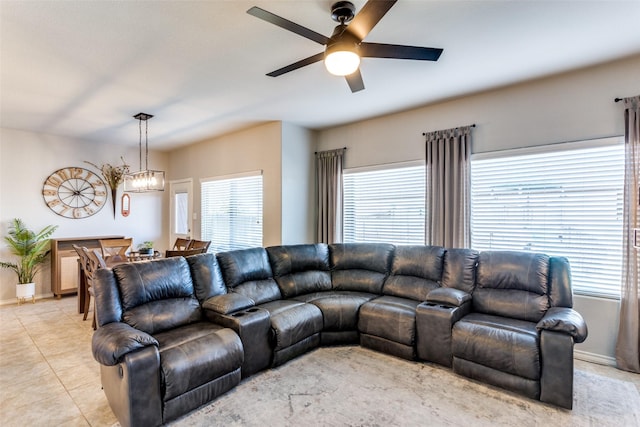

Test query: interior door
[169,179,193,248]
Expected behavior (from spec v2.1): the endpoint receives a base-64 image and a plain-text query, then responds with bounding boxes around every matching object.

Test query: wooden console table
[50,236,124,311]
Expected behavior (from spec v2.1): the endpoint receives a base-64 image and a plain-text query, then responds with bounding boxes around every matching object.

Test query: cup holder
[438,305,453,310]
[247,308,260,313]
[425,303,437,307]
[232,312,246,317]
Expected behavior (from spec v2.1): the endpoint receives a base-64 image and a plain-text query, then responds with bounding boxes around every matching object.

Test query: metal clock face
[42,167,108,219]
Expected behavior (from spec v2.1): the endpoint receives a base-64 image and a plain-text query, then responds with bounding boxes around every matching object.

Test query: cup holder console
[416,301,468,368]
[212,306,271,378]
[232,307,262,317]
[424,302,453,309]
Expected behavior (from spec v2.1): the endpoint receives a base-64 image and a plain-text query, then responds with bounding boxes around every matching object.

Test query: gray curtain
[425,126,472,248]
[616,95,640,373]
[316,148,345,244]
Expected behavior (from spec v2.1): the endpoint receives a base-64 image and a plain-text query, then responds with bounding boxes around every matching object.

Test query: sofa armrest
[92,322,158,366]
[203,293,255,315]
[536,307,588,343]
[427,287,471,307]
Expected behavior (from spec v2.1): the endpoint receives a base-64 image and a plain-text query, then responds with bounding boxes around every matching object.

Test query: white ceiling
[2,1,640,151]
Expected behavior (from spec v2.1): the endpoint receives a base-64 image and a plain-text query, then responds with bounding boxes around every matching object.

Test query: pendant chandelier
[123,112,165,192]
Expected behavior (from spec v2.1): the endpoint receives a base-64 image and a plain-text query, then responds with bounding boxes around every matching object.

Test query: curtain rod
[315,147,347,155]
[422,123,476,136]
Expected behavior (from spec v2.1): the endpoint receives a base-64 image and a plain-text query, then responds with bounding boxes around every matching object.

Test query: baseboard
[575,349,617,366]
[0,292,55,306]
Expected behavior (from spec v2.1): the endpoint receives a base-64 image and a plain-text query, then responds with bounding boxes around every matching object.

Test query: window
[470,137,624,298]
[174,191,189,235]
[343,162,425,244]
[201,171,263,253]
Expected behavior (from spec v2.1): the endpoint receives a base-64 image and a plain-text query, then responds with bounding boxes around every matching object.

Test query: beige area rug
[169,346,639,427]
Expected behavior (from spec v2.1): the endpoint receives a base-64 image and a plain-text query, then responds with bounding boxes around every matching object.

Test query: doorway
[169,179,193,248]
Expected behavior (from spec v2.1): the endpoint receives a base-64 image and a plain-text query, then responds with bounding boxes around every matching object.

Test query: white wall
[0,128,168,303]
[316,54,640,363]
[281,123,315,245]
[318,55,640,166]
[167,121,283,248]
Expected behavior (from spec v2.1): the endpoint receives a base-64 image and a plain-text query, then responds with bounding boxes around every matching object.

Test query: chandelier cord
[138,118,143,171]
[145,118,149,171]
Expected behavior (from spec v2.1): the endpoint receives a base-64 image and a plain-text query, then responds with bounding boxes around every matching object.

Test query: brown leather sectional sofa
[92,243,588,426]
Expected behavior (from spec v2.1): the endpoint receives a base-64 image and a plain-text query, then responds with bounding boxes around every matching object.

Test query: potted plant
[0,219,58,304]
[137,241,154,255]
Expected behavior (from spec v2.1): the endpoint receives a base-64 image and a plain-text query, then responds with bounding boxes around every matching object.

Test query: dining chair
[72,245,92,321]
[72,245,106,330]
[99,238,133,265]
[172,238,193,251]
[84,248,107,330]
[165,248,206,258]
[189,239,211,252]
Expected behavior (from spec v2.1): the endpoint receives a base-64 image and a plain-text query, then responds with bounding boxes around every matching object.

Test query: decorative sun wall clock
[42,167,108,219]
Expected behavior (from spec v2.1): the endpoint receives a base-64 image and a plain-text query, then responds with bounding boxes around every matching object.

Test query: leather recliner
[450,251,588,409]
[91,257,244,427]
[93,243,588,423]
[358,245,445,360]
[215,247,324,367]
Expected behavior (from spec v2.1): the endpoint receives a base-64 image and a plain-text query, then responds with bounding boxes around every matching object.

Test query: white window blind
[470,138,624,299]
[343,162,425,244]
[201,171,263,253]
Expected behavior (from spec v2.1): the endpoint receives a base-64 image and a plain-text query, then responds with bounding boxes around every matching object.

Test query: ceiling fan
[247,0,443,93]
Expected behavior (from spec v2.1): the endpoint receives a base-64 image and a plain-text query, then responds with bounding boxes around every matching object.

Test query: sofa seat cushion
[155,322,243,401]
[452,313,540,380]
[258,300,323,351]
[358,296,420,346]
[293,291,377,331]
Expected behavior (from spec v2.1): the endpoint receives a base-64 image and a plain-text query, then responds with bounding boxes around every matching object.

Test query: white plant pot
[16,282,35,304]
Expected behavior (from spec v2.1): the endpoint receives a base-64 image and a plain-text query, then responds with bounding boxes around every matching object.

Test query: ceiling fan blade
[247,6,330,46]
[360,42,443,61]
[345,69,365,93]
[266,52,325,77]
[347,0,397,41]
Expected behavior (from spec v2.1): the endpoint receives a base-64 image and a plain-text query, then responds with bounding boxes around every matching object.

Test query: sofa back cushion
[186,253,227,303]
[329,243,394,294]
[113,257,202,335]
[266,244,331,298]
[442,248,479,293]
[216,247,281,305]
[474,251,550,322]
[382,245,444,301]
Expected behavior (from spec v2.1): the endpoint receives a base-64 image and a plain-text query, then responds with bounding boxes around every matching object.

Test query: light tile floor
[0,296,117,427]
[1,296,638,427]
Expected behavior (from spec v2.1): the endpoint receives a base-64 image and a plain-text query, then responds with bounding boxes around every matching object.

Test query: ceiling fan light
[325,50,360,76]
